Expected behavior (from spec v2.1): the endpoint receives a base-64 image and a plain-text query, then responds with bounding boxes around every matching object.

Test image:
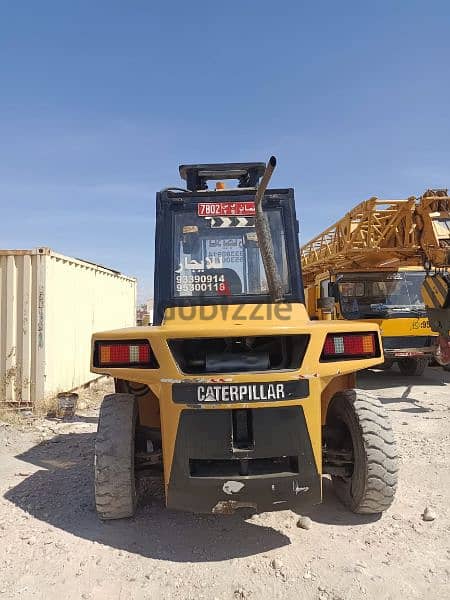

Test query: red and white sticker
[197,201,255,217]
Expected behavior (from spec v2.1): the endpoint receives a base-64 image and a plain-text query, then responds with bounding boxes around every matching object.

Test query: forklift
[91,157,398,518]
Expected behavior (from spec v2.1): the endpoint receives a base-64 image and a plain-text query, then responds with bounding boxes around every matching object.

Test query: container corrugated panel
[0,248,136,407]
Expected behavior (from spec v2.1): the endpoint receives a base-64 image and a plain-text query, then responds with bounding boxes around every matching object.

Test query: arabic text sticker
[197,202,255,217]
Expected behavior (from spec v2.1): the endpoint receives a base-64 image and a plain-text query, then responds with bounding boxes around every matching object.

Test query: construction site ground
[0,369,449,600]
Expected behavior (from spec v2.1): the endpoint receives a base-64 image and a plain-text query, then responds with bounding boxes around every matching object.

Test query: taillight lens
[321,333,378,360]
[94,340,158,368]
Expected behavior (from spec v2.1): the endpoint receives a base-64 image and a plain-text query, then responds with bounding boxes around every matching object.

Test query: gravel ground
[0,369,449,600]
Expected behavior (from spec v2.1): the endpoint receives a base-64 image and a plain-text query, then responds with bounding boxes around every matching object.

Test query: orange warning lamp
[215,181,225,190]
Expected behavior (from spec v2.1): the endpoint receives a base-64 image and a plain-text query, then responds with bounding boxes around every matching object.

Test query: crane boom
[301,190,450,287]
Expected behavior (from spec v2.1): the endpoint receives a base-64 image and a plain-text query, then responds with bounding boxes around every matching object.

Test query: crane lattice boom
[301,189,450,285]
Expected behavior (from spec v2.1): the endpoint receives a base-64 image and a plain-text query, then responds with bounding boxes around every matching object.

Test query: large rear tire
[397,357,428,376]
[326,389,398,514]
[94,393,137,520]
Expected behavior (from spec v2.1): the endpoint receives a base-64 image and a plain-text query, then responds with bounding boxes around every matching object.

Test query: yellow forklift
[91,158,398,519]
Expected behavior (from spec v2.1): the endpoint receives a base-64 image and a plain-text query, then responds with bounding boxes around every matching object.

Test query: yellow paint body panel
[361,316,433,336]
[91,303,382,495]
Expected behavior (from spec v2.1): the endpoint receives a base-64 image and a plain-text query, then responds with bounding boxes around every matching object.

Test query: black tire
[94,393,137,520]
[326,389,398,514]
[397,357,428,376]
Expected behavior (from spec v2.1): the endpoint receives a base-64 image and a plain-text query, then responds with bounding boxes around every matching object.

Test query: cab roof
[179,162,266,191]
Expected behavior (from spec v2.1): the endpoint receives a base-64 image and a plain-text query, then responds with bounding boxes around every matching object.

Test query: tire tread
[94,393,137,520]
[328,389,398,514]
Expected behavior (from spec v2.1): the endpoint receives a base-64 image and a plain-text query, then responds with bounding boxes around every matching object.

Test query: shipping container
[0,248,136,407]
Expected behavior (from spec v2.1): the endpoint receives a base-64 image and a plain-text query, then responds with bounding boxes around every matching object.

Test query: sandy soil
[0,369,449,600]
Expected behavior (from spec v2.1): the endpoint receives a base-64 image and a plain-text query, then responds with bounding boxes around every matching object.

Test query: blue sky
[1,1,449,302]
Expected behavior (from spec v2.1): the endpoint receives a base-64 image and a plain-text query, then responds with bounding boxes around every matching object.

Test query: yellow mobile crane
[301,189,450,373]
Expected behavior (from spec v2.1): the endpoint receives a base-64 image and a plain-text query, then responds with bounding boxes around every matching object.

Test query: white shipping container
[0,248,136,407]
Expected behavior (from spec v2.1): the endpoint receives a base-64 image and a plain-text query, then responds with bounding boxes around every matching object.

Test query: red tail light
[94,340,158,368]
[321,333,378,360]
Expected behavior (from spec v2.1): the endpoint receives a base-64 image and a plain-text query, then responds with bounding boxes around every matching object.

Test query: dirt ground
[0,369,449,600]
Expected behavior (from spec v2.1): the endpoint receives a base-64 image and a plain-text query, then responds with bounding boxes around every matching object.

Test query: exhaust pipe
[254,156,284,302]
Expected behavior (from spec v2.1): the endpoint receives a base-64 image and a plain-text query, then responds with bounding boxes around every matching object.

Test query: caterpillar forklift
[91,157,398,519]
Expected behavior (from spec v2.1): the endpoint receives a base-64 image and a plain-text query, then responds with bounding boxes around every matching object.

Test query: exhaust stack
[254,156,284,302]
